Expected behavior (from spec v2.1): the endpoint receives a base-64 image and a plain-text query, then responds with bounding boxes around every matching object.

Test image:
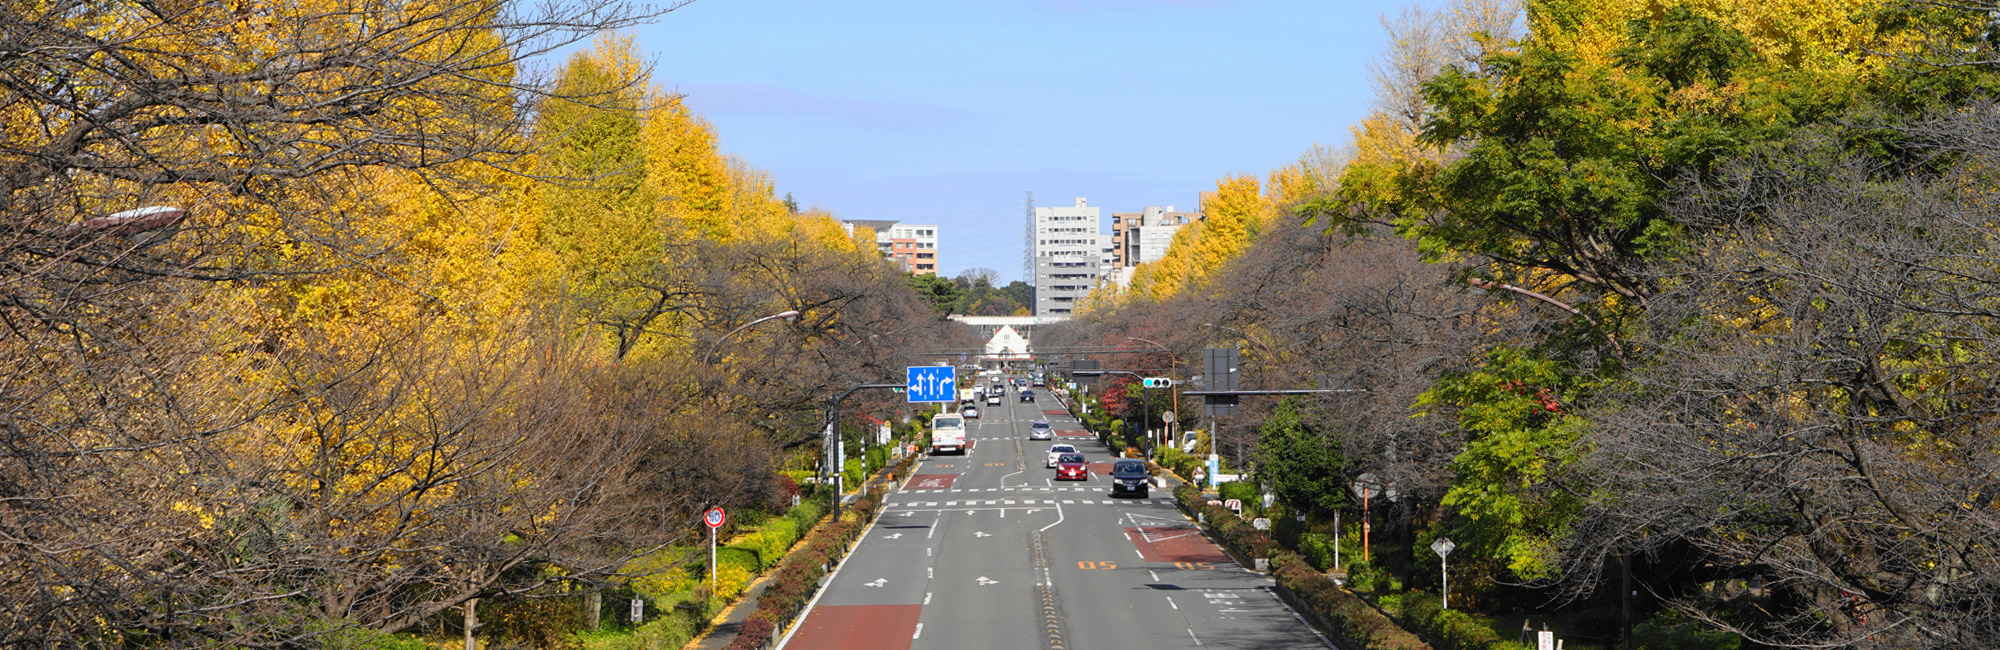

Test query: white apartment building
[1033,198,1113,316]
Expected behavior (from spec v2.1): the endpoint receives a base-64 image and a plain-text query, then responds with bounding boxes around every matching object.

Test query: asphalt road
[779,376,1333,650]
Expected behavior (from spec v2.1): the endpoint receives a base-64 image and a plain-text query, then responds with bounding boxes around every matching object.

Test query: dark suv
[1110,459,1150,498]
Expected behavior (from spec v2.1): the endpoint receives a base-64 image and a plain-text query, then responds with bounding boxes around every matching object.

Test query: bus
[931,413,966,455]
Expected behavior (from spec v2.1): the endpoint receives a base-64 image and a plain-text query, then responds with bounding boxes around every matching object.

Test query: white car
[1045,444,1078,468]
[986,395,1001,406]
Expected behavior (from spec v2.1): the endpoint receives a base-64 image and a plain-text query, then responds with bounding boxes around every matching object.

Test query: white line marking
[1150,570,1160,581]
[928,567,933,579]
[1167,596,1178,610]
[913,623,923,639]
[1039,502,1066,533]
[924,592,932,604]
[1136,548,1146,559]
[1188,628,1203,645]
[1123,532,1131,541]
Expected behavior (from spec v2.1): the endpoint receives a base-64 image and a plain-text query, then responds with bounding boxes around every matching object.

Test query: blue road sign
[905,366,956,403]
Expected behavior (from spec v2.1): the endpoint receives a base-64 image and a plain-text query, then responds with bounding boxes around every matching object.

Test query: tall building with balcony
[1108,205,1200,286]
[1033,197,1112,316]
[883,224,940,275]
[841,220,940,275]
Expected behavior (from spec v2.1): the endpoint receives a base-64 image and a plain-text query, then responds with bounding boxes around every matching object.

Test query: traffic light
[1142,377,1173,388]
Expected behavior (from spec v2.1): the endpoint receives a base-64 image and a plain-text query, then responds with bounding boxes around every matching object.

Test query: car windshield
[1051,445,1074,453]
[1031,422,1050,430]
[1114,461,1147,475]
[1059,454,1085,464]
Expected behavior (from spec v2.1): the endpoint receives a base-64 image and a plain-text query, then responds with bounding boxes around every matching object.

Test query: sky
[626,0,1411,283]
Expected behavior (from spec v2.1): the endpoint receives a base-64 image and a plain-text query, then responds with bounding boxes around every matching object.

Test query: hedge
[1175,483,1431,650]
[720,454,912,650]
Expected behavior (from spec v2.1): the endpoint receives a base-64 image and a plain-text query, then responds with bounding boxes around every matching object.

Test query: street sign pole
[1352,474,1382,564]
[1431,537,1457,610]
[704,507,727,592]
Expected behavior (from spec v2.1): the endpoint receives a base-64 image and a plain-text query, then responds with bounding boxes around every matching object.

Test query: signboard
[905,365,956,403]
[1430,537,1456,557]
[1252,518,1271,530]
[1352,473,1383,500]
[703,507,727,529]
[1223,499,1243,512]
[1537,630,1554,650]
[630,598,644,624]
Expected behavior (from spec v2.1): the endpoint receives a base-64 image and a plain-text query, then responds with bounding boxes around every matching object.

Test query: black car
[1019,389,1035,402]
[1110,459,1150,498]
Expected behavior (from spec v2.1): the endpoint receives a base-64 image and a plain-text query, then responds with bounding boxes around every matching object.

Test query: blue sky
[629,0,1409,283]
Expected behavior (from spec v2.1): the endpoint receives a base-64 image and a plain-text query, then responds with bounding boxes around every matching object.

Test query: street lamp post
[704,309,801,364]
[825,382,901,520]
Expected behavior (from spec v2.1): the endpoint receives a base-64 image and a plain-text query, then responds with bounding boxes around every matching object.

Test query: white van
[931,414,967,455]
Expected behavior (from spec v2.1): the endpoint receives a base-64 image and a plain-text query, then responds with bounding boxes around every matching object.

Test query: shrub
[1397,593,1526,650]
[722,618,774,650]
[1179,487,1433,650]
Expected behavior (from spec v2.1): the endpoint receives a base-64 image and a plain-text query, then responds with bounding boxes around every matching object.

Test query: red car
[1055,453,1088,481]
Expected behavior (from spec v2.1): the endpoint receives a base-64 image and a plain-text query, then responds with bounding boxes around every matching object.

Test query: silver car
[1028,421,1053,440]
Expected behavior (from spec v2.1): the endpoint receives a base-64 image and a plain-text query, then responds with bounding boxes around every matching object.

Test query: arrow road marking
[865,578,887,588]
[975,531,991,537]
[884,533,903,539]
[977,576,998,585]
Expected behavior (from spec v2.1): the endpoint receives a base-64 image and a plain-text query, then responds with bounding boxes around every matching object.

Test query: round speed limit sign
[703,507,726,529]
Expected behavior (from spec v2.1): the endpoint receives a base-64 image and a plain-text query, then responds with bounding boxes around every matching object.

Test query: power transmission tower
[1022,191,1036,287]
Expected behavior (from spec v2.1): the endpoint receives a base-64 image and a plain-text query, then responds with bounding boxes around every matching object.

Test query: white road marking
[928,567,933,579]
[1167,596,1178,610]
[912,623,923,639]
[946,501,958,506]
[976,576,998,585]
[884,533,902,539]
[1150,570,1161,581]
[924,592,932,604]
[975,531,991,537]
[1189,628,1203,645]
[1136,549,1146,559]
[1063,500,1074,504]
[864,578,887,588]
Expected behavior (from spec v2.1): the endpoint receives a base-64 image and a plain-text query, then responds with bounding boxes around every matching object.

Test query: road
[779,376,1333,650]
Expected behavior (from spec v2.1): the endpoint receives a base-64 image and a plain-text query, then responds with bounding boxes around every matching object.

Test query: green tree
[1418,347,1588,579]
[908,272,962,314]
[1256,399,1351,517]
[1320,8,1833,306]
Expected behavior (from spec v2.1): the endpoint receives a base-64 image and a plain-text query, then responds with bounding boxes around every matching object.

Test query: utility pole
[1022,191,1036,290]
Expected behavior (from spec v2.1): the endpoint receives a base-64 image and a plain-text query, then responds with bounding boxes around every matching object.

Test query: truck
[960,387,980,405]
[930,413,967,455]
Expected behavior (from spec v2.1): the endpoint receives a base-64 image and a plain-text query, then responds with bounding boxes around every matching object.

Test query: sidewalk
[683,466,906,650]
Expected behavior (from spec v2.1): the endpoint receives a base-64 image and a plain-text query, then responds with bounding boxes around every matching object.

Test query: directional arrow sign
[976,576,998,585]
[884,533,904,540]
[865,578,888,588]
[974,531,991,537]
[905,366,956,403]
